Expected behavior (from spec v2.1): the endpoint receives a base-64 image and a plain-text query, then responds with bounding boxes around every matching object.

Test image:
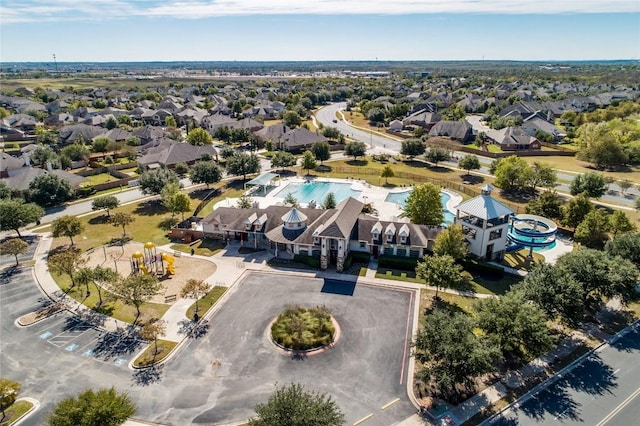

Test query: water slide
[507,214,557,251]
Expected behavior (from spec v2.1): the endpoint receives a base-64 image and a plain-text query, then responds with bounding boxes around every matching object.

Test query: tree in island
[248,382,344,426]
[51,215,85,246]
[570,172,607,199]
[0,378,21,421]
[403,183,444,225]
[47,387,136,426]
[0,238,28,267]
[138,318,167,362]
[180,278,210,320]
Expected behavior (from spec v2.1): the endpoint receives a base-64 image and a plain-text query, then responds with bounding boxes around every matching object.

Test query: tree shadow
[346,159,368,166]
[133,200,167,216]
[429,166,453,174]
[500,190,536,203]
[158,217,180,231]
[566,354,618,396]
[460,174,485,185]
[92,326,142,360]
[315,165,332,172]
[519,385,581,422]
[131,364,164,386]
[425,298,467,316]
[177,318,210,339]
[0,267,22,285]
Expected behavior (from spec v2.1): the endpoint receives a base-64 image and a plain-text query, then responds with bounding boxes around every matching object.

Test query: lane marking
[596,386,640,426]
[613,368,620,374]
[353,413,373,425]
[399,290,413,385]
[381,398,400,410]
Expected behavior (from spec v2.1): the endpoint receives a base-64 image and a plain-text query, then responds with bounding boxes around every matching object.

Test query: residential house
[388,120,403,131]
[486,127,542,151]
[427,120,473,143]
[403,109,441,130]
[58,124,107,145]
[2,166,88,191]
[137,140,218,170]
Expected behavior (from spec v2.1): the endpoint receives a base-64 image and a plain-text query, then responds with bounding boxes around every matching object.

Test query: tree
[518,262,584,325]
[189,161,222,189]
[164,115,177,128]
[322,192,336,209]
[0,378,21,421]
[403,183,444,226]
[493,156,533,193]
[161,184,191,219]
[425,146,450,167]
[112,274,163,320]
[0,238,29,266]
[111,212,135,236]
[416,254,465,299]
[29,174,73,208]
[0,181,10,200]
[570,172,607,198]
[414,310,499,399]
[47,387,136,426]
[366,107,385,124]
[248,382,344,426]
[475,291,553,362]
[557,248,639,313]
[618,179,633,195]
[186,127,213,146]
[529,162,557,192]
[0,200,43,237]
[32,144,58,166]
[91,266,119,307]
[297,151,315,176]
[311,141,331,165]
[380,165,394,185]
[578,133,628,169]
[118,115,133,127]
[344,141,367,160]
[61,143,90,162]
[562,192,593,230]
[237,194,252,209]
[138,168,180,195]
[574,209,611,248]
[283,193,299,208]
[92,136,110,153]
[51,215,85,246]
[138,318,167,360]
[401,139,425,159]
[458,154,481,176]
[525,191,563,220]
[48,247,85,288]
[91,195,119,218]
[322,127,340,140]
[226,153,261,181]
[283,111,302,128]
[605,232,640,268]
[637,197,640,212]
[270,151,296,171]
[180,279,210,318]
[609,210,636,236]
[433,224,468,260]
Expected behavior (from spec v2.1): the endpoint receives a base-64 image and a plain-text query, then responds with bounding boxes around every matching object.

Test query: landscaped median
[0,399,35,426]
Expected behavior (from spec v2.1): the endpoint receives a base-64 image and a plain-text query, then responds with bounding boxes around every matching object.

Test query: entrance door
[330,249,338,264]
[372,245,379,259]
[485,244,494,261]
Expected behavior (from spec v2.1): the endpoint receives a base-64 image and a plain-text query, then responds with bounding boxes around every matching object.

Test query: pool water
[385,190,455,224]
[277,181,362,204]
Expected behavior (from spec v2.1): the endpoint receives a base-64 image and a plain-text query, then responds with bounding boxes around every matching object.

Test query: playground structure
[507,214,557,258]
[130,242,176,276]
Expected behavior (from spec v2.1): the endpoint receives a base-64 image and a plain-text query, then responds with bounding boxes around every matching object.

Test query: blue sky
[1,1,638,62]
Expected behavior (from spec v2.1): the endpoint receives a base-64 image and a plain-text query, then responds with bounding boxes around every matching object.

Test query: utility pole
[52,54,58,73]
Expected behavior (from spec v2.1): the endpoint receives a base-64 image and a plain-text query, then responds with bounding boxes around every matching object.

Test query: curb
[11,397,40,426]
[481,318,640,425]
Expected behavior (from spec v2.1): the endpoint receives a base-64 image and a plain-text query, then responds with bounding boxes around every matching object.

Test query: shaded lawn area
[501,249,545,271]
[0,400,33,426]
[186,286,228,320]
[520,155,640,183]
[52,272,170,324]
[196,180,246,218]
[133,339,177,367]
[46,187,217,253]
[81,173,119,186]
[376,267,519,296]
[171,239,226,256]
[418,288,477,316]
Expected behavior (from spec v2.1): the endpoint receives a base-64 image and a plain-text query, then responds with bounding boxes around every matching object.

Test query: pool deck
[214,176,463,222]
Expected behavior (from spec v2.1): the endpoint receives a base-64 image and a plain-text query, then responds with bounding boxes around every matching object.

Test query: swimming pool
[276,181,362,204]
[385,190,456,224]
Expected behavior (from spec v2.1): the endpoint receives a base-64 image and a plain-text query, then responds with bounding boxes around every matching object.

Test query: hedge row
[378,255,418,271]
[293,254,321,269]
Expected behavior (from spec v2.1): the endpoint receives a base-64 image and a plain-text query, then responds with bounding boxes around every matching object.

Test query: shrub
[271,305,335,351]
[378,254,418,271]
[293,254,320,269]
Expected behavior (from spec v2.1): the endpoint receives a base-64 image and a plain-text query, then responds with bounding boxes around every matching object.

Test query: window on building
[359,241,366,248]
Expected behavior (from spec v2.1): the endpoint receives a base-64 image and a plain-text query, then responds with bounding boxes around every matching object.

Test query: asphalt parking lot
[146,272,418,426]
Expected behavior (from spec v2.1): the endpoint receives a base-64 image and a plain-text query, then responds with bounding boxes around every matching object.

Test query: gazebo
[244,172,280,194]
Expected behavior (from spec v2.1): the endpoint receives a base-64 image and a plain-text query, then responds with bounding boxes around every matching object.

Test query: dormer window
[386,233,393,243]
[400,235,406,243]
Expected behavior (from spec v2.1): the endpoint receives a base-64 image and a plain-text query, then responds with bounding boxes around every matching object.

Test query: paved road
[485,324,640,426]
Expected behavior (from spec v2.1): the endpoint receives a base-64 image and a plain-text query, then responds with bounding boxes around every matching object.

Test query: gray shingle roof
[454,194,514,220]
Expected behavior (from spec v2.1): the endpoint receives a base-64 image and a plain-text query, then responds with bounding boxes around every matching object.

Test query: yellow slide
[162,253,175,275]
[139,265,148,275]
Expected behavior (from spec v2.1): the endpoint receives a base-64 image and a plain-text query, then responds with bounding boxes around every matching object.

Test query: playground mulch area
[83,242,217,304]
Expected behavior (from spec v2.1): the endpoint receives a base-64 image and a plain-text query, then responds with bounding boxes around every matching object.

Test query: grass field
[133,339,177,367]
[170,239,226,257]
[81,173,119,186]
[521,155,640,182]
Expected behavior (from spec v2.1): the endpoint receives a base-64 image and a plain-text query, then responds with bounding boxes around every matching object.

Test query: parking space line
[381,398,400,410]
[353,413,373,425]
[32,316,68,334]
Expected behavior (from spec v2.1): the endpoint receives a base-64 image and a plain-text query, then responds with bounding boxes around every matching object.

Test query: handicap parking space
[31,312,143,369]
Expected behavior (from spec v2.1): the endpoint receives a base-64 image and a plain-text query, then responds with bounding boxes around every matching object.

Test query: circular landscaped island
[271,305,337,352]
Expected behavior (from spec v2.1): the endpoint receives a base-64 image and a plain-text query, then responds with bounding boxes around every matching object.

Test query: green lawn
[81,173,119,186]
[0,400,33,426]
[501,249,545,271]
[418,288,477,316]
[52,272,170,325]
[186,286,228,320]
[133,339,177,367]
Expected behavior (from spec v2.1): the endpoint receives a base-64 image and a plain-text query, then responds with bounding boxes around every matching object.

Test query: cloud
[2,0,638,24]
